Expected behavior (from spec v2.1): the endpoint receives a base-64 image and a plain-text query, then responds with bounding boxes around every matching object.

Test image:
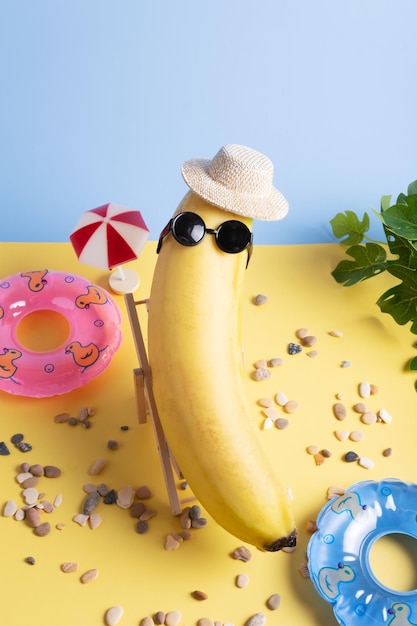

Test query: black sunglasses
[156,211,253,267]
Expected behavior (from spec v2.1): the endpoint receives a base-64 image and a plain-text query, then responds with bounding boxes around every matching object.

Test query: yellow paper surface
[0,242,416,626]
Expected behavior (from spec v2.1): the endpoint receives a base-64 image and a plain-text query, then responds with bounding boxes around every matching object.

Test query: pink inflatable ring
[0,270,122,397]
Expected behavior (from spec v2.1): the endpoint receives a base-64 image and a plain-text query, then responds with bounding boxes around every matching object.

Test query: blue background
[1,0,416,245]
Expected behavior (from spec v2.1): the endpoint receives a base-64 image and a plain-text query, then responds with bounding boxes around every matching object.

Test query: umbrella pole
[109,265,140,295]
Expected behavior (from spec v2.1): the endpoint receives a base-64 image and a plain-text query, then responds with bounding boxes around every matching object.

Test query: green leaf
[377,264,417,332]
[383,225,417,269]
[331,242,388,286]
[380,195,392,212]
[410,356,417,371]
[382,196,417,240]
[408,180,417,196]
[330,211,370,245]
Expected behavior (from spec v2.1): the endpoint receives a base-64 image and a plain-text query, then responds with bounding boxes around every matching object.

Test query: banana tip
[264,529,297,552]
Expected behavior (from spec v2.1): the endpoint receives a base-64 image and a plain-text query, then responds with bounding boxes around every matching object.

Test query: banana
[148,192,296,551]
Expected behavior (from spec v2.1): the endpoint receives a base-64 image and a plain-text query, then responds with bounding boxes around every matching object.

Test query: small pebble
[344,451,359,463]
[361,411,378,425]
[306,350,318,358]
[15,509,25,521]
[61,562,79,573]
[165,610,182,626]
[378,408,392,424]
[117,485,135,509]
[268,357,283,367]
[306,519,318,532]
[73,513,89,527]
[140,618,155,626]
[89,513,103,529]
[191,590,208,601]
[275,392,288,406]
[300,335,317,347]
[136,520,149,534]
[266,593,281,610]
[23,487,39,505]
[54,493,63,507]
[189,504,201,519]
[25,556,36,565]
[197,619,214,626]
[83,491,100,515]
[288,342,302,355]
[107,440,119,450]
[0,441,10,455]
[329,329,343,337]
[306,445,319,455]
[349,430,364,442]
[120,425,129,431]
[105,606,124,626]
[353,403,367,414]
[68,417,78,426]
[299,562,311,578]
[370,384,379,395]
[262,407,278,420]
[327,485,345,499]
[26,507,41,528]
[54,412,69,423]
[262,418,274,430]
[97,483,109,496]
[295,328,309,339]
[320,449,332,458]
[275,418,289,430]
[11,433,24,444]
[89,458,106,476]
[258,397,273,408]
[333,403,347,420]
[245,613,266,626]
[383,447,393,457]
[136,485,153,499]
[80,568,99,583]
[44,465,61,478]
[254,359,267,369]
[130,502,146,518]
[17,442,32,452]
[153,612,165,625]
[340,361,352,368]
[359,381,371,398]
[358,456,374,469]
[254,294,268,305]
[236,573,249,588]
[191,516,207,528]
[314,453,325,466]
[34,522,51,537]
[283,400,299,414]
[3,500,18,517]
[103,489,117,504]
[252,368,271,381]
[83,483,99,493]
[82,419,91,429]
[334,430,349,441]
[16,471,33,484]
[231,546,252,562]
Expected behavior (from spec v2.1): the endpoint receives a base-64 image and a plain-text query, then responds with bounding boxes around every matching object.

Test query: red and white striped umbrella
[70,203,149,294]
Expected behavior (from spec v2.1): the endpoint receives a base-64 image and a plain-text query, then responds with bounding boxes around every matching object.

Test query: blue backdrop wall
[1,0,416,245]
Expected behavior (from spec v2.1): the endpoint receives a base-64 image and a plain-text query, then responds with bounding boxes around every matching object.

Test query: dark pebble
[179,481,188,490]
[25,556,36,565]
[103,489,117,504]
[97,483,108,497]
[288,342,302,355]
[107,440,119,450]
[0,441,10,455]
[130,501,146,518]
[344,451,359,463]
[68,417,78,426]
[120,425,129,431]
[136,520,149,534]
[11,433,24,444]
[191,517,208,529]
[189,505,201,520]
[83,491,100,515]
[17,442,32,452]
[81,420,91,429]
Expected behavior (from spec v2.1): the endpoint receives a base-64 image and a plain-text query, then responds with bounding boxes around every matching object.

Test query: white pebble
[245,613,266,626]
[378,408,393,424]
[262,417,274,430]
[165,610,182,626]
[22,487,38,505]
[359,381,371,398]
[15,508,25,521]
[334,430,349,441]
[105,605,124,626]
[3,500,18,517]
[258,397,273,408]
[359,456,374,469]
[329,329,343,337]
[73,513,89,527]
[89,513,103,529]
[236,573,249,588]
[116,485,135,509]
[275,392,288,406]
[341,360,352,368]
[262,407,278,421]
[89,458,106,476]
[349,430,365,442]
[54,493,63,507]
[16,472,34,484]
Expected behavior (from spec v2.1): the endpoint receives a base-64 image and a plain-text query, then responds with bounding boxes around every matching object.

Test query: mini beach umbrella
[70,202,150,294]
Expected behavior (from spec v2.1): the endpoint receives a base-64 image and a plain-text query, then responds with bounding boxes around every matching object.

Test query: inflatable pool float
[0,270,122,397]
[307,478,417,625]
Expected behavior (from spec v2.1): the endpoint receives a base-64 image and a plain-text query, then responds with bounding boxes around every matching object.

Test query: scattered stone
[68,417,78,426]
[3,500,18,517]
[252,368,271,381]
[89,513,103,529]
[314,452,325,466]
[274,392,288,406]
[80,568,99,583]
[349,431,364,442]
[25,556,36,565]
[153,612,165,625]
[295,328,309,339]
[54,412,69,423]
[268,357,283,367]
[300,335,317,347]
[83,491,100,515]
[197,619,214,626]
[236,573,249,588]
[117,485,135,509]
[89,458,106,476]
[275,418,289,430]
[130,502,146,518]
[0,441,10,455]
[306,350,318,358]
[105,605,124,626]
[254,359,267,369]
[11,433,24,445]
[245,613,266,626]
[61,562,79,573]
[103,489,117,504]
[120,425,129,431]
[329,330,343,337]
[283,400,299,413]
[287,342,302,355]
[299,562,311,578]
[378,408,392,424]
[140,618,155,626]
[44,465,61,478]
[359,381,371,398]
[165,611,182,626]
[189,504,201,519]
[306,445,319,455]
[258,397,273,408]
[320,449,332,458]
[334,430,349,441]
[165,533,181,550]
[136,485,152,499]
[191,516,207,528]
[34,522,51,537]
[383,447,393,457]
[29,464,44,477]
[23,487,39,505]
[353,403,367,414]
[231,546,252,562]
[191,590,208,600]
[254,294,268,305]
[344,451,359,463]
[359,456,374,469]
[17,442,32,453]
[73,513,89,527]
[107,440,119,450]
[333,402,347,420]
[26,507,42,528]
[262,407,278,420]
[136,520,149,534]
[361,411,378,425]
[340,361,352,368]
[266,593,281,610]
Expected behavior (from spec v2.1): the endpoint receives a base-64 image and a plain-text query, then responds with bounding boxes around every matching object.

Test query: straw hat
[181,143,289,221]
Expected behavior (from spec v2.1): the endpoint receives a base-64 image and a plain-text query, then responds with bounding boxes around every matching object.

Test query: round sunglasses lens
[216,221,251,253]
[173,212,205,246]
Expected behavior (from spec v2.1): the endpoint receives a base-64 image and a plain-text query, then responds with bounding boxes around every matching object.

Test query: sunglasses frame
[157,211,253,267]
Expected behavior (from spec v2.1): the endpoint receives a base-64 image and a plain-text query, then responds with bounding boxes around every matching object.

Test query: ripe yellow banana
[148,192,296,551]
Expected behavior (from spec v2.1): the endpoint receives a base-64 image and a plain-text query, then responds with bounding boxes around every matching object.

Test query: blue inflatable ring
[307,479,417,626]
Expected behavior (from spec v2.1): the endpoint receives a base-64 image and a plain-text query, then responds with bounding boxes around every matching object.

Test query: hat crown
[207,144,273,196]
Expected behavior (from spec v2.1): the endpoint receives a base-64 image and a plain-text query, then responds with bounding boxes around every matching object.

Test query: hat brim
[181,158,289,222]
